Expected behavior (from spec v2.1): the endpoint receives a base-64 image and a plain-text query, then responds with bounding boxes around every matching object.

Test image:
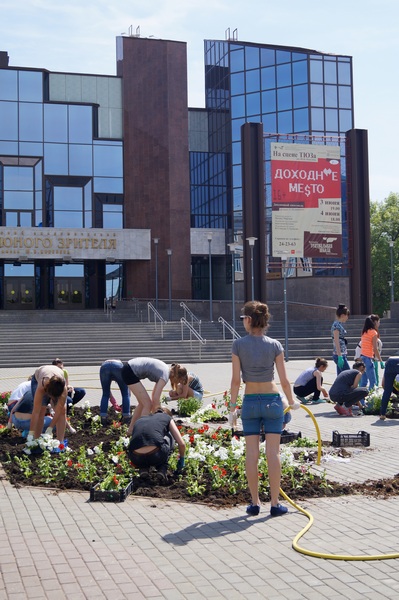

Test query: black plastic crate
[332,430,370,447]
[90,480,134,502]
[280,431,302,444]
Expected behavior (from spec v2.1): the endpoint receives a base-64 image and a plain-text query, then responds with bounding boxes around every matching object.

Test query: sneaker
[155,464,168,483]
[270,503,288,517]
[296,396,310,405]
[101,417,109,427]
[246,503,260,516]
[139,468,150,480]
[312,398,326,404]
[334,404,351,416]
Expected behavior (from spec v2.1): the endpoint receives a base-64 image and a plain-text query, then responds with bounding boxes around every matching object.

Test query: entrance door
[4,278,35,310]
[55,279,84,309]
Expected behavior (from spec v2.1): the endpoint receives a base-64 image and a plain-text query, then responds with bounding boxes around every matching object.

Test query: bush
[177,396,202,417]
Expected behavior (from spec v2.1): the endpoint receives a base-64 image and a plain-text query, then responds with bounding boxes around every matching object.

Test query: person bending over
[29,364,68,441]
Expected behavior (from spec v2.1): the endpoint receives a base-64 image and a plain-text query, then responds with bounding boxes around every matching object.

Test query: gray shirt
[127,357,169,383]
[232,335,283,382]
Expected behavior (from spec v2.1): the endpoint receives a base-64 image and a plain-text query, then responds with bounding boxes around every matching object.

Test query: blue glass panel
[276,50,291,64]
[339,109,353,132]
[232,165,242,187]
[20,212,32,226]
[85,211,92,228]
[325,85,337,107]
[0,101,18,139]
[246,93,260,116]
[261,90,276,113]
[245,69,260,93]
[55,264,84,276]
[324,60,337,84]
[292,52,307,62]
[292,60,308,85]
[84,180,92,210]
[277,87,292,111]
[338,86,352,109]
[4,191,33,209]
[230,48,245,73]
[5,212,17,226]
[35,163,42,191]
[44,104,68,142]
[5,263,34,276]
[4,166,33,190]
[19,71,43,102]
[54,211,83,228]
[103,211,123,229]
[69,145,93,176]
[230,72,245,95]
[230,94,245,118]
[19,142,43,156]
[262,112,277,133]
[0,70,17,100]
[93,177,123,193]
[310,60,323,83]
[35,209,42,226]
[293,84,308,108]
[260,48,275,67]
[261,67,276,90]
[231,118,246,141]
[311,108,324,130]
[44,143,68,174]
[69,105,92,143]
[278,111,293,133]
[325,109,338,130]
[294,108,309,131]
[93,144,123,177]
[0,141,18,153]
[277,64,291,87]
[19,103,43,141]
[54,186,82,210]
[310,84,323,107]
[338,62,351,84]
[245,46,260,70]
[232,141,241,165]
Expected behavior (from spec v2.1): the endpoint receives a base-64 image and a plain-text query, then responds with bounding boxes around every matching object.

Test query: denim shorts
[241,393,284,436]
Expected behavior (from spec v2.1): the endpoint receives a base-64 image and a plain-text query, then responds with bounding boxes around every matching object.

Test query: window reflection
[338,86,352,109]
[230,48,245,72]
[4,166,33,190]
[230,72,245,95]
[261,67,276,90]
[44,143,68,174]
[245,47,260,70]
[103,211,123,229]
[0,101,18,139]
[230,95,245,118]
[311,84,323,107]
[19,103,43,141]
[277,88,292,111]
[69,105,92,143]
[245,69,260,93]
[260,48,275,67]
[310,60,323,83]
[4,191,33,209]
[324,61,337,84]
[292,61,308,85]
[44,104,68,142]
[55,264,84,276]
[293,85,308,108]
[5,263,34,276]
[93,144,123,177]
[19,71,43,102]
[93,177,123,194]
[338,62,351,85]
[325,109,338,130]
[0,70,18,100]
[262,90,276,113]
[278,111,293,133]
[325,85,338,107]
[246,93,260,116]
[54,186,82,210]
[69,144,93,176]
[54,211,83,228]
[311,108,324,130]
[277,64,291,87]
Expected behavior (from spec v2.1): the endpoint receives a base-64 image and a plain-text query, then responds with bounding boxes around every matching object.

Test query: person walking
[331,304,350,375]
[229,301,299,518]
[359,314,383,390]
[293,358,329,404]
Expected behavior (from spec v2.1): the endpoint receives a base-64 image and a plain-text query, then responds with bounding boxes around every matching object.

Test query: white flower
[23,448,31,455]
[87,448,94,455]
[214,447,228,460]
[92,415,100,422]
[232,448,244,459]
[187,448,206,461]
[93,445,102,454]
[83,400,91,410]
[121,437,130,447]
[111,455,118,464]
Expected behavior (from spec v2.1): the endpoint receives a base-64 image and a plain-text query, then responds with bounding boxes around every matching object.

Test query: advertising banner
[271,142,342,259]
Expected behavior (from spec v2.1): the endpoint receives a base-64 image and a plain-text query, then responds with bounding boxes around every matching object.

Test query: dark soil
[1,407,399,506]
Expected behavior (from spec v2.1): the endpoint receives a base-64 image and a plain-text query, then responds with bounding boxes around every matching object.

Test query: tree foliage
[370,193,399,315]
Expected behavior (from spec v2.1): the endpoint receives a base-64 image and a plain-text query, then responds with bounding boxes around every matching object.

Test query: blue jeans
[241,393,284,435]
[360,355,376,390]
[380,358,399,416]
[100,360,130,417]
[332,354,350,376]
[12,414,52,433]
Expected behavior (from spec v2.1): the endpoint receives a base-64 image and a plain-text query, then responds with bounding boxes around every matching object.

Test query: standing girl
[360,314,383,390]
[331,304,350,375]
[230,301,299,517]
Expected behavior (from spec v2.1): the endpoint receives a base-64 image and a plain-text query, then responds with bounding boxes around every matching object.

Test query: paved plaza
[1,360,399,599]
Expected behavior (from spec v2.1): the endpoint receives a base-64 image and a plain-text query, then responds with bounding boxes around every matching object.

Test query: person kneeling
[329,360,368,417]
[128,408,186,482]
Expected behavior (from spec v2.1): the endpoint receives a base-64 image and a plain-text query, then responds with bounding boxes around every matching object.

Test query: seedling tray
[90,480,134,502]
[280,431,302,444]
[332,430,370,447]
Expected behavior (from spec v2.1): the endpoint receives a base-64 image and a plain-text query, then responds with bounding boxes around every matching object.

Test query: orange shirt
[361,329,377,358]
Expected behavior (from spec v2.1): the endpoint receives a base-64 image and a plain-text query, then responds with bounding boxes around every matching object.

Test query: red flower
[212,465,219,471]
[221,469,227,477]
[113,475,119,486]
[58,443,65,450]
[198,428,204,434]
[211,433,218,440]
[74,463,83,469]
[211,403,216,409]
[67,459,73,467]
[203,424,209,431]
[189,435,195,444]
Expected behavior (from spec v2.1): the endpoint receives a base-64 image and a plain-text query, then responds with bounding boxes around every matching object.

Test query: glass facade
[203,39,354,277]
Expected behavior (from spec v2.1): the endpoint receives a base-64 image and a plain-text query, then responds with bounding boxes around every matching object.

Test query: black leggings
[294,377,321,401]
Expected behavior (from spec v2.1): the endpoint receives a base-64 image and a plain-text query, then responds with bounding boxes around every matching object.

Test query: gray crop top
[232,334,283,382]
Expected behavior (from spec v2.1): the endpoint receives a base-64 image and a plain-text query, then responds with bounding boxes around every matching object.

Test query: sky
[1,0,398,202]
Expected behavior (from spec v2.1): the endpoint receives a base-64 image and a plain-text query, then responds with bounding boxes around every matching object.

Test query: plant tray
[332,430,370,447]
[280,431,302,444]
[90,480,134,502]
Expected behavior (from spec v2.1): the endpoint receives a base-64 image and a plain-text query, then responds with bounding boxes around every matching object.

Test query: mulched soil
[1,407,399,506]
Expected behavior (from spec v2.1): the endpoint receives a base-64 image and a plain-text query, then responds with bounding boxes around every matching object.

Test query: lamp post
[281,255,289,362]
[228,242,238,331]
[153,238,159,309]
[246,237,257,301]
[389,240,394,304]
[207,232,213,321]
[166,249,172,321]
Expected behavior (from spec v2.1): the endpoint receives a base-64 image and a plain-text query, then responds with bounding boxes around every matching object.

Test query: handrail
[267,300,337,310]
[180,302,202,336]
[180,317,206,359]
[218,316,241,340]
[147,302,165,339]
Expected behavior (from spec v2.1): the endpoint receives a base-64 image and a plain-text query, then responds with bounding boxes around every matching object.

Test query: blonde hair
[169,363,188,388]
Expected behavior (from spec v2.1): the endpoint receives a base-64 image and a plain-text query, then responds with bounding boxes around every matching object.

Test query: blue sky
[1,0,398,202]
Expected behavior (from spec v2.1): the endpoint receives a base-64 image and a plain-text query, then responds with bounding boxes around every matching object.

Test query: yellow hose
[282,403,399,560]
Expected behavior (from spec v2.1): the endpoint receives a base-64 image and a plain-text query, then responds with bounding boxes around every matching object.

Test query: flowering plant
[23,433,68,455]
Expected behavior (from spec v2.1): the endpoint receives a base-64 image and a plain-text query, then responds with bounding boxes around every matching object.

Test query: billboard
[271,142,342,259]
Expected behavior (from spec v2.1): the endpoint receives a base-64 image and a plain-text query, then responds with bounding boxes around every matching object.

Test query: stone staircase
[0,309,398,367]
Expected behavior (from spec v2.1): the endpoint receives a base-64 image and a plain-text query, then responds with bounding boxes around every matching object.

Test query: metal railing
[180,317,206,359]
[147,302,165,339]
[180,302,202,336]
[218,316,241,340]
